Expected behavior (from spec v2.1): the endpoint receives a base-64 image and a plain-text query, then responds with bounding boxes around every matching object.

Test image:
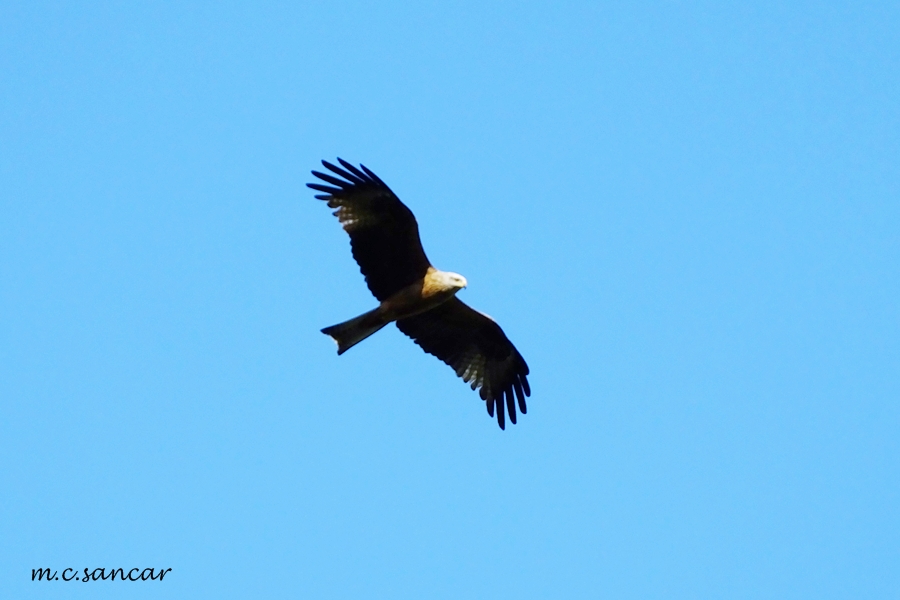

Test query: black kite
[308,159,531,429]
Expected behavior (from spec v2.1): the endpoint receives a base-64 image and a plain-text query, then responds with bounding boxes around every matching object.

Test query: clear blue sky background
[2,2,897,598]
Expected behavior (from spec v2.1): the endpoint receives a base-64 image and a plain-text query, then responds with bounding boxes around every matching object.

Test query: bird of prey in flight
[308,159,531,429]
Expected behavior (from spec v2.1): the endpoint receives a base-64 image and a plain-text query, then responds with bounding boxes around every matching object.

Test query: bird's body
[309,159,530,429]
[322,267,467,354]
[380,267,468,322]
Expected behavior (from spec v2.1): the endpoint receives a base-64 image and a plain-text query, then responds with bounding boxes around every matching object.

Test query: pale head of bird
[438,270,468,293]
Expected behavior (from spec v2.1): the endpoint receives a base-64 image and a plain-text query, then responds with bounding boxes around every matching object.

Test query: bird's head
[441,271,468,292]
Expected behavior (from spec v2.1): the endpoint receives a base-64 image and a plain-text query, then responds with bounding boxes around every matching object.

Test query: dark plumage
[309,159,531,429]
[395,299,530,429]
[308,159,430,301]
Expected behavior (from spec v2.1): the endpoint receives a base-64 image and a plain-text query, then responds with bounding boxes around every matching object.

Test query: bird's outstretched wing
[396,298,531,429]
[308,159,432,301]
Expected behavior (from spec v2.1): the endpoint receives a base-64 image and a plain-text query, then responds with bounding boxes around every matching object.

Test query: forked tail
[321,308,387,355]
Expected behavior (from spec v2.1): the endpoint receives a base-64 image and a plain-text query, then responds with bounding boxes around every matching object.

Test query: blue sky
[1,1,897,598]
